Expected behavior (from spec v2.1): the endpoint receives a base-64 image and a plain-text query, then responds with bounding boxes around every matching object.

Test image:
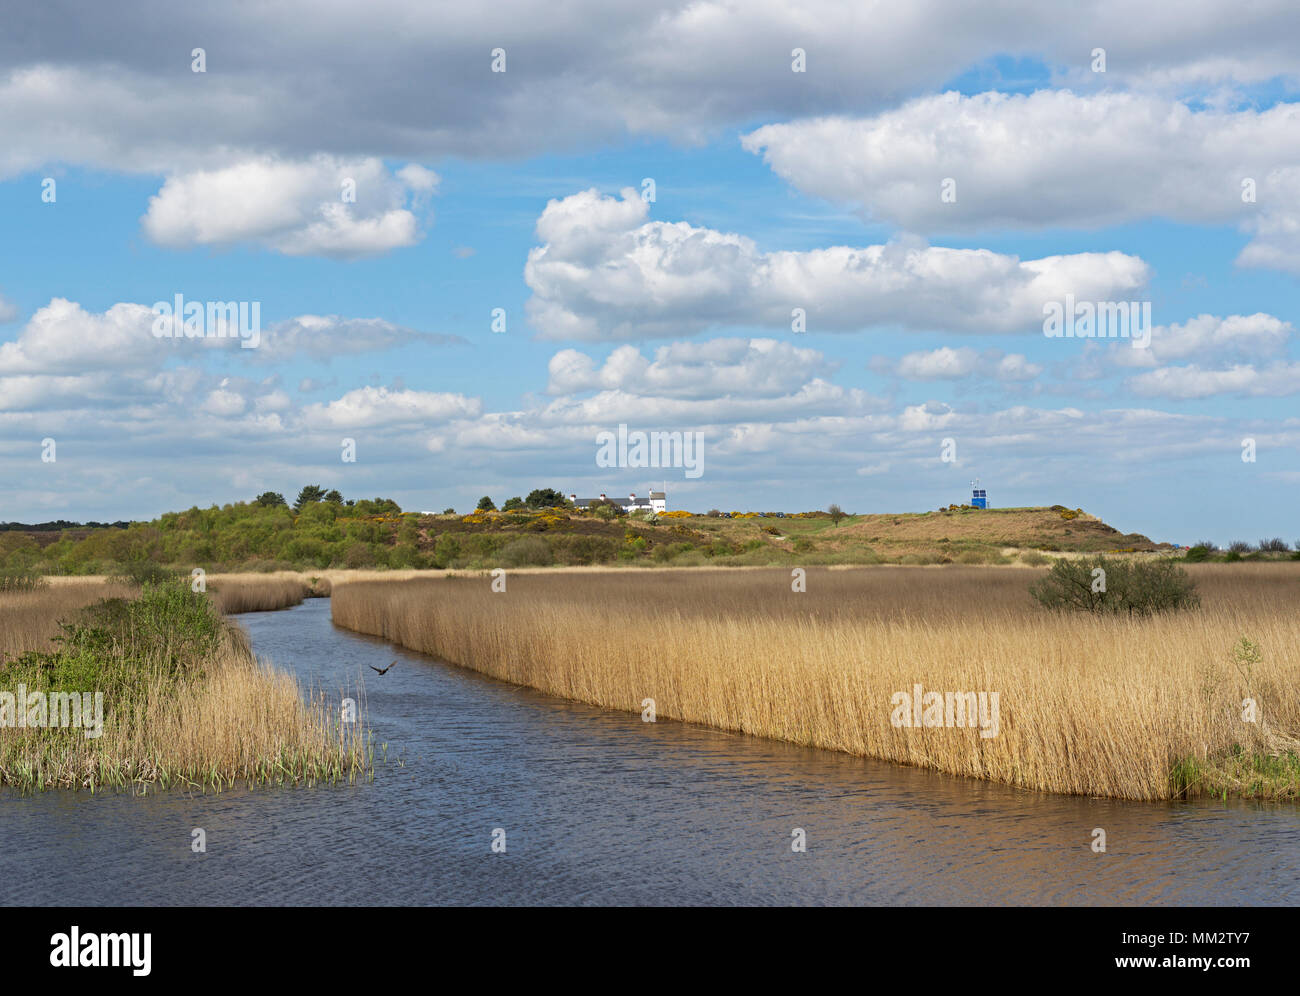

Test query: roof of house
[572,495,663,508]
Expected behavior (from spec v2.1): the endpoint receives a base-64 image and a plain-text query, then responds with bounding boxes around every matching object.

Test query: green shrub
[6,580,221,702]
[343,541,374,569]
[1184,545,1211,562]
[500,536,553,567]
[557,535,615,565]
[1030,556,1199,616]
[112,561,176,586]
[651,541,695,563]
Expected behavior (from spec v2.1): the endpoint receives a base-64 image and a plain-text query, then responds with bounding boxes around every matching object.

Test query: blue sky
[1,2,1298,546]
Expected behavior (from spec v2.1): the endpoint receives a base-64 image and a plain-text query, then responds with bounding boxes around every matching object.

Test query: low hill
[0,499,1173,574]
[833,505,1164,558]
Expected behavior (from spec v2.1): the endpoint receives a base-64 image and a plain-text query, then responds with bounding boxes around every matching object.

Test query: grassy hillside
[0,494,1255,576]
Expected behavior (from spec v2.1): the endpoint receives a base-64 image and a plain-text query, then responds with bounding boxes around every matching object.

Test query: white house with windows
[569,490,667,513]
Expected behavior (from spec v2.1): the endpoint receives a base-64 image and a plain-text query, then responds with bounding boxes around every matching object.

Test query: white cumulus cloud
[525,188,1149,340]
[743,91,1300,271]
[142,156,437,257]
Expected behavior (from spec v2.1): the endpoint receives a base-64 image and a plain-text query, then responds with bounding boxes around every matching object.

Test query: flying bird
[370,661,395,675]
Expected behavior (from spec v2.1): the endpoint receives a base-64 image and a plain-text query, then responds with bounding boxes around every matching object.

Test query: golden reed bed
[0,578,365,791]
[331,565,1300,800]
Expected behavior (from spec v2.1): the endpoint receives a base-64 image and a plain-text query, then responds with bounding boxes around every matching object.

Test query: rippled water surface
[2,598,1296,906]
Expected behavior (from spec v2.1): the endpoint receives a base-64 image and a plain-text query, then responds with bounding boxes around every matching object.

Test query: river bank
[330,565,1300,802]
[0,578,367,791]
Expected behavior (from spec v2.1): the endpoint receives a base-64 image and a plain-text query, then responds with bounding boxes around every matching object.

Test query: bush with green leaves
[558,535,616,565]
[5,580,222,702]
[499,536,553,567]
[1030,556,1199,616]
[112,561,176,586]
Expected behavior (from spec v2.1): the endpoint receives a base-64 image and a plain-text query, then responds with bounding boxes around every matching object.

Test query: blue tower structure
[970,479,988,509]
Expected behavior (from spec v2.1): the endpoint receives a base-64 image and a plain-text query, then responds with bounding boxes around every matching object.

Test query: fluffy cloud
[1127,361,1300,399]
[547,338,836,398]
[0,298,160,375]
[525,189,1149,340]
[1119,313,1292,367]
[142,156,437,256]
[1057,313,1300,398]
[744,91,1300,270]
[2,2,1300,176]
[893,346,1042,381]
[0,299,458,378]
[300,386,481,429]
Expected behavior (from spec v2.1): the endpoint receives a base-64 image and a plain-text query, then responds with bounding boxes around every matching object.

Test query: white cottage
[569,490,667,513]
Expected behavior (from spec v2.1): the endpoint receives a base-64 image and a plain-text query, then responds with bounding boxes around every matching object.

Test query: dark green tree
[294,485,326,512]
[476,495,497,511]
[255,491,287,508]
[525,488,567,509]
[502,496,525,511]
